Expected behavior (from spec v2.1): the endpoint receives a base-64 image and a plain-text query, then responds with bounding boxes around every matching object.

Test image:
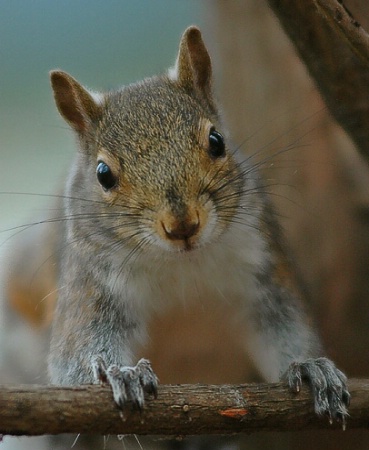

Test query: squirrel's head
[50,27,244,255]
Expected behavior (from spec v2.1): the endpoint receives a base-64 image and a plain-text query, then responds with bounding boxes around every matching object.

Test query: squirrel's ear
[50,70,102,134]
[171,26,213,102]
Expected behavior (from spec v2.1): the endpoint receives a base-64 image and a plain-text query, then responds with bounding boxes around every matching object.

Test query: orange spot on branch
[219,408,249,419]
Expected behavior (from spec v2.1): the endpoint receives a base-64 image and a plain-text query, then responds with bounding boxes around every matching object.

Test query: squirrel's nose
[162,218,200,241]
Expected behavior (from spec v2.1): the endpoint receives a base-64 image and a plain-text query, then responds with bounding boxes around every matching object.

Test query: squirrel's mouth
[153,206,207,252]
[148,202,220,254]
[173,238,200,253]
[159,231,203,254]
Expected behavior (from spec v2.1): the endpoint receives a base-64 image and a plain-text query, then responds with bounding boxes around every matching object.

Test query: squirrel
[3,26,349,425]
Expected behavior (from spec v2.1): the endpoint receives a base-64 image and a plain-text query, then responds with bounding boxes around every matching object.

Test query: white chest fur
[106,221,266,323]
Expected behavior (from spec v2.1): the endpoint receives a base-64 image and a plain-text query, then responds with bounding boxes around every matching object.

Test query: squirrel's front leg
[49,286,158,410]
[246,246,350,426]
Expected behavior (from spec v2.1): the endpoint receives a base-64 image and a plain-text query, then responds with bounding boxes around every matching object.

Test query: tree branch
[314,0,369,65]
[0,379,368,437]
[266,0,369,164]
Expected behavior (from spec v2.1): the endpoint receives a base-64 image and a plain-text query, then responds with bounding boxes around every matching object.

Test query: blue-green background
[0,5,204,448]
[0,1,204,237]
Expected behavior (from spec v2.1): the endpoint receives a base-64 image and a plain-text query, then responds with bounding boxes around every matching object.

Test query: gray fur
[48,27,349,424]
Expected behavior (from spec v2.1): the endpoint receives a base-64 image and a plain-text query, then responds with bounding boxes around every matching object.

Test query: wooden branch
[314,0,369,66]
[266,0,369,164]
[1,379,369,437]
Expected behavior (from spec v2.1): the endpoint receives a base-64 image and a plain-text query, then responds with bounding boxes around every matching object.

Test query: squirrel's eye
[208,128,225,158]
[96,161,117,190]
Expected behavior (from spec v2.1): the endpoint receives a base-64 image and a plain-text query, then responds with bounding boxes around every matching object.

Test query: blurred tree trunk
[210,0,369,376]
[209,0,369,448]
[267,0,369,159]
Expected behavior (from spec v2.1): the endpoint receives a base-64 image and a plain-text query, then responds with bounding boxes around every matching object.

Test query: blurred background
[0,0,204,234]
[1,0,369,449]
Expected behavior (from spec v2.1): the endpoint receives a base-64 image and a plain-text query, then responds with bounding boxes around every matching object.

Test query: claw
[286,362,302,393]
[91,356,158,411]
[107,364,128,408]
[342,418,347,431]
[91,355,108,384]
[285,357,349,427]
[137,358,159,398]
[342,390,351,408]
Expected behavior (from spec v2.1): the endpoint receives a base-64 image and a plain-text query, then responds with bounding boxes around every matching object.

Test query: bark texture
[1,380,368,437]
[266,0,369,164]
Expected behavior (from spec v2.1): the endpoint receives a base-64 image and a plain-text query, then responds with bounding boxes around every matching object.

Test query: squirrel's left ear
[171,26,213,105]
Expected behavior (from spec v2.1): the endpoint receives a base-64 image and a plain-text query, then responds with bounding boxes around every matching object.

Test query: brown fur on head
[48,26,242,255]
[7,27,242,332]
[50,27,214,134]
[50,27,213,135]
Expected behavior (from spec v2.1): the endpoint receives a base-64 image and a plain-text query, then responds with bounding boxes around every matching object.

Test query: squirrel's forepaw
[285,357,350,429]
[92,356,158,411]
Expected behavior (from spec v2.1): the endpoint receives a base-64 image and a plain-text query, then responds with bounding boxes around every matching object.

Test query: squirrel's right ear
[50,70,102,134]
[171,27,213,105]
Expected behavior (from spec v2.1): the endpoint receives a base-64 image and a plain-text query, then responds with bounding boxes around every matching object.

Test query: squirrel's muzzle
[156,205,208,251]
[162,216,200,242]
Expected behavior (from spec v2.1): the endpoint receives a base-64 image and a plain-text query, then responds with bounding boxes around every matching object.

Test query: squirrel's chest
[132,235,264,384]
[105,227,266,383]
[111,227,266,317]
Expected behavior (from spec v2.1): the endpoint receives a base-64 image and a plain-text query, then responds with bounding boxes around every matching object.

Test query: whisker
[133,434,144,450]
[236,108,324,162]
[71,433,81,448]
[109,234,151,293]
[0,191,107,206]
[0,191,155,217]
[242,142,311,176]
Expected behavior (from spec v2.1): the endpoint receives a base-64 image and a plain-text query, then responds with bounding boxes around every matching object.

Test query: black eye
[208,128,225,158]
[96,161,117,190]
